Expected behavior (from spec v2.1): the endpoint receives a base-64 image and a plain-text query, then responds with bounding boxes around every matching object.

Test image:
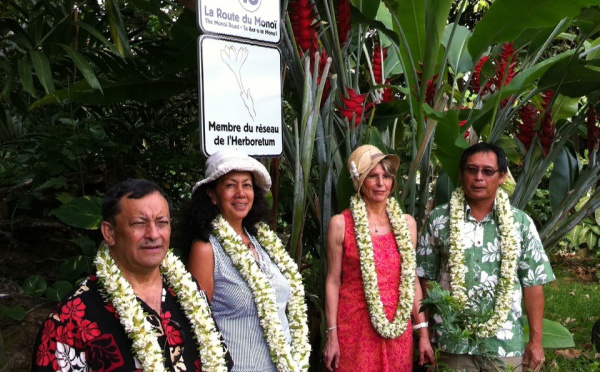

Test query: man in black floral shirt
[32,179,230,371]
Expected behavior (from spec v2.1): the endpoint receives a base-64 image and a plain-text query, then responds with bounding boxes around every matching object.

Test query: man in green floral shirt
[417,142,555,372]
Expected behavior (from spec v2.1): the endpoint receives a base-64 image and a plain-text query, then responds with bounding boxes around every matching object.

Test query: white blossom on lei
[349,194,415,339]
[448,187,519,339]
[211,215,310,371]
[94,244,228,372]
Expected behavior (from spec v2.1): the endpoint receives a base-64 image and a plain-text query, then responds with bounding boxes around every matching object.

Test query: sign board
[197,0,280,44]
[198,35,282,157]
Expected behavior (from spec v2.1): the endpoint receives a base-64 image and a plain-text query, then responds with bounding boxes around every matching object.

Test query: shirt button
[477,241,481,245]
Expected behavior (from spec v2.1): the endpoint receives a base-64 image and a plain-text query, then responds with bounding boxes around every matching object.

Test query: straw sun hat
[192,149,271,194]
[347,145,400,192]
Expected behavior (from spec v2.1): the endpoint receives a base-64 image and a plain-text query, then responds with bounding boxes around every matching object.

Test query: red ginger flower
[472,42,518,99]
[516,91,555,156]
[337,0,351,46]
[339,88,374,128]
[316,49,331,106]
[372,44,394,103]
[289,0,319,54]
[372,44,388,85]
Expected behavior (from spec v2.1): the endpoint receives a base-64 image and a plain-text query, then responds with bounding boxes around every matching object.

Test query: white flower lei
[448,187,519,338]
[94,244,228,372]
[211,215,310,372]
[349,194,416,339]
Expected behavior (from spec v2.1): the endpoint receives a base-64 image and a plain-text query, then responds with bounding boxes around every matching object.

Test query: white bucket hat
[192,149,272,194]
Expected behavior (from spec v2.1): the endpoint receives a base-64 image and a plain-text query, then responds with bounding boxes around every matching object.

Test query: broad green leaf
[31,78,197,108]
[17,58,36,97]
[429,108,469,186]
[443,24,473,74]
[552,94,580,121]
[45,281,74,302]
[22,275,47,298]
[523,317,575,348]
[77,22,120,55]
[572,6,600,37]
[586,231,597,249]
[105,0,133,58]
[539,57,600,98]
[549,146,579,211]
[29,51,55,95]
[469,0,598,58]
[386,0,425,72]
[35,176,67,191]
[56,44,102,92]
[49,196,103,230]
[55,192,74,204]
[72,236,98,256]
[587,37,600,61]
[0,305,26,321]
[0,18,33,50]
[59,256,89,282]
[351,0,380,20]
[434,171,454,206]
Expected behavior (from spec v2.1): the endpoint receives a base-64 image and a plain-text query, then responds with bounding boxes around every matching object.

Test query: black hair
[178,176,272,259]
[459,142,508,174]
[102,179,172,224]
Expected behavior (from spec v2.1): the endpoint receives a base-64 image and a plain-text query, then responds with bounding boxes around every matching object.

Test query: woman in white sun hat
[181,148,310,372]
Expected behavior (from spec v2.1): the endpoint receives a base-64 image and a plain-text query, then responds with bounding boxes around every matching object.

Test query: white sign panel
[198,0,280,44]
[199,36,282,157]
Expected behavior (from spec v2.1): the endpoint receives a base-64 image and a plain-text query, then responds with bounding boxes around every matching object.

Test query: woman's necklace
[448,187,519,338]
[212,215,310,371]
[350,194,416,339]
[94,243,228,372]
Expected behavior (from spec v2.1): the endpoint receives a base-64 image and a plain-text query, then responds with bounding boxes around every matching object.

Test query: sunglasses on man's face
[463,166,500,178]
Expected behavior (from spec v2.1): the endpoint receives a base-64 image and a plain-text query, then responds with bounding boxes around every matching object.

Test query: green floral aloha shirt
[416,201,555,356]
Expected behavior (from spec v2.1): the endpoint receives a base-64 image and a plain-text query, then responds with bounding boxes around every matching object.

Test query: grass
[541,264,600,371]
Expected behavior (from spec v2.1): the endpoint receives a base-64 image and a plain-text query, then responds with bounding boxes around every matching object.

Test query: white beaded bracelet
[326,325,338,333]
[413,321,428,330]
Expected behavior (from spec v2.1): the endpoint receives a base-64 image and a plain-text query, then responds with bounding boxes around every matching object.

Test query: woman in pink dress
[323,145,435,371]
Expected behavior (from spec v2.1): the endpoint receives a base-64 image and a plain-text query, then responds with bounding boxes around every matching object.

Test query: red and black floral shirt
[32,274,206,371]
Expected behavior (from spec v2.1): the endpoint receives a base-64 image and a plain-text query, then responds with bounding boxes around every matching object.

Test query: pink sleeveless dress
[336,210,413,371]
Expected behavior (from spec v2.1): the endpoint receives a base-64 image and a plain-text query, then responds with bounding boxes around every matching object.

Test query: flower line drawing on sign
[221,45,256,120]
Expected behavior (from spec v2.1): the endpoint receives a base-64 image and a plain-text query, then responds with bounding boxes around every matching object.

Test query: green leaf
[552,94,580,121]
[56,44,102,92]
[586,231,597,250]
[17,57,36,97]
[428,107,469,185]
[523,317,575,348]
[59,255,89,282]
[22,275,47,298]
[30,77,196,108]
[443,24,473,74]
[77,22,121,56]
[105,0,133,58]
[539,58,600,98]
[351,0,380,20]
[49,196,103,230]
[45,281,73,302]
[549,146,579,211]
[468,0,597,58]
[0,305,26,321]
[29,51,55,95]
[71,236,97,257]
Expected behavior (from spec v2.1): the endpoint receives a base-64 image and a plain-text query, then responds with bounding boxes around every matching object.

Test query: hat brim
[192,157,271,194]
[355,153,400,192]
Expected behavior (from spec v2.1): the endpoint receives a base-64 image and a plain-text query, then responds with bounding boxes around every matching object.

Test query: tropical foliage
[1,0,600,368]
